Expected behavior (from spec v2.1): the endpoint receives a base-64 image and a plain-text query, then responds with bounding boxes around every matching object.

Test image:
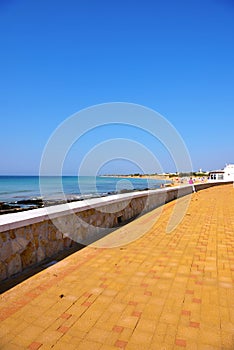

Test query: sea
[0,176,168,205]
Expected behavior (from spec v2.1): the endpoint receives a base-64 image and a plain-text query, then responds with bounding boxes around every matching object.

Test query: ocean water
[0,176,167,204]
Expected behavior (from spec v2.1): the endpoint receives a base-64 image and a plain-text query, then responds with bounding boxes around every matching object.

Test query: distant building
[208,164,234,182]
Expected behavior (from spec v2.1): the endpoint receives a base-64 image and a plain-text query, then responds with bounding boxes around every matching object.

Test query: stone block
[0,240,13,261]
[6,253,22,276]
[15,236,29,250]
[45,240,63,257]
[20,242,37,268]
[0,235,3,248]
[48,230,57,241]
[53,216,65,232]
[0,232,8,243]
[34,236,39,249]
[64,237,72,248]
[15,227,25,237]
[24,225,33,240]
[0,261,7,281]
[35,221,48,239]
[58,239,64,251]
[11,239,23,254]
[9,230,16,239]
[37,246,46,262]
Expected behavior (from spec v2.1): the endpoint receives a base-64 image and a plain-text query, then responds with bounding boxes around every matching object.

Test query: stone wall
[0,182,231,282]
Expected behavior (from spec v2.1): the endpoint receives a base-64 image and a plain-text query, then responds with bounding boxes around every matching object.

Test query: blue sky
[0,0,233,175]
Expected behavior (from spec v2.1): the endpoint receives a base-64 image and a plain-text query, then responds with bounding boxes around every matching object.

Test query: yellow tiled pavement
[0,184,234,349]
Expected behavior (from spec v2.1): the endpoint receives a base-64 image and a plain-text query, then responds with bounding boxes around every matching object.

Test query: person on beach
[189,177,196,192]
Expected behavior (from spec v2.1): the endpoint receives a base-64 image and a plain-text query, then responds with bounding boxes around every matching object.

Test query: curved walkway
[0,184,233,350]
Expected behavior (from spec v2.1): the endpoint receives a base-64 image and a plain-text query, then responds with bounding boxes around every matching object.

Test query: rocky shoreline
[0,188,154,215]
[0,199,44,214]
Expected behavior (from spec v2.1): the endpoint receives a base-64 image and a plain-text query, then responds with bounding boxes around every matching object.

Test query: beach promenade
[0,184,233,350]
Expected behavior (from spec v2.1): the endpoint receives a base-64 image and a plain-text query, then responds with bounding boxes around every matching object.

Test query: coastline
[101,173,208,183]
[0,174,208,215]
[0,176,171,215]
[100,174,170,180]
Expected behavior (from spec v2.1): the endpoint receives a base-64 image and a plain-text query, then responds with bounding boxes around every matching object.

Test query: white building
[209,164,234,182]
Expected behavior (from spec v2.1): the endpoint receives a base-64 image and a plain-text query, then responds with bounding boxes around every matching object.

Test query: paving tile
[114,339,128,348]
[52,342,77,350]
[112,326,124,333]
[0,343,26,350]
[76,340,102,350]
[34,330,62,346]
[175,338,187,347]
[127,342,152,350]
[28,342,43,350]
[86,327,110,343]
[99,345,118,350]
[129,329,153,344]
[135,318,156,333]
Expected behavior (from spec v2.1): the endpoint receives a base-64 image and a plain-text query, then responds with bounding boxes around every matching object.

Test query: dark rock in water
[118,189,133,194]
[0,201,24,214]
[0,204,36,215]
[0,200,41,215]
[16,199,44,206]
[0,201,20,210]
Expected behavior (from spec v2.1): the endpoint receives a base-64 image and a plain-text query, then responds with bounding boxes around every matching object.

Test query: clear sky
[0,0,233,175]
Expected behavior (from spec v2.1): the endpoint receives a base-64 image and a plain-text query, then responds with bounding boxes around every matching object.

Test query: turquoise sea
[0,176,167,204]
